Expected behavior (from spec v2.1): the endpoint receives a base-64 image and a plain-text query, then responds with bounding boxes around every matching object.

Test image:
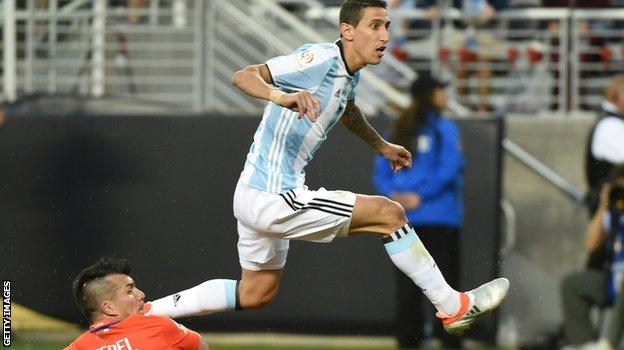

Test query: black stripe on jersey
[311,197,354,208]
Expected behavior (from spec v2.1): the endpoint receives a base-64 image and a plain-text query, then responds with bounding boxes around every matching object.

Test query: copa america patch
[296,50,315,68]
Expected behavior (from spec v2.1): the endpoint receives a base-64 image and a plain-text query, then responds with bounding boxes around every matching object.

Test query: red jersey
[65,314,201,350]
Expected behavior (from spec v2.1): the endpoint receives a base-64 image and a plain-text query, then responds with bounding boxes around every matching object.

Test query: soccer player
[65,258,208,350]
[146,0,509,335]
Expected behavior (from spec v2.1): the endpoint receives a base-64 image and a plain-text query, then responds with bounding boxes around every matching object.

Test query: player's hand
[281,91,321,122]
[391,192,421,210]
[380,141,412,173]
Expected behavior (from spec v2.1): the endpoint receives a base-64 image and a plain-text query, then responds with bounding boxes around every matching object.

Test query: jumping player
[65,258,208,349]
[146,0,509,335]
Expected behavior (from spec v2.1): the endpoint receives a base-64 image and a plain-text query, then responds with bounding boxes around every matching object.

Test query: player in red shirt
[65,258,208,350]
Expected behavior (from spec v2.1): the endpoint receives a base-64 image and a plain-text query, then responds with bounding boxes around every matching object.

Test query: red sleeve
[156,316,202,350]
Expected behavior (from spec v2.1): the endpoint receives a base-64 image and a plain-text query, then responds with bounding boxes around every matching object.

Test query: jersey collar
[89,318,123,333]
[334,39,355,77]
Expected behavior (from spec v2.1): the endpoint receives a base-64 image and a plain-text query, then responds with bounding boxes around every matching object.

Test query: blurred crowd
[327,0,624,114]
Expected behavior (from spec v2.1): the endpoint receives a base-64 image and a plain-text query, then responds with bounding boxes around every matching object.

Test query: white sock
[384,224,461,316]
[147,279,240,318]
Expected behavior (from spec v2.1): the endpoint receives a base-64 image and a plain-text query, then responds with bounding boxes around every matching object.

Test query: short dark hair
[339,0,387,28]
[72,258,132,322]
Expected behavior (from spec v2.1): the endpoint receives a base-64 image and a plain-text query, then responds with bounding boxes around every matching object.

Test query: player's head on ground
[72,257,146,323]
[605,74,624,112]
[339,0,389,70]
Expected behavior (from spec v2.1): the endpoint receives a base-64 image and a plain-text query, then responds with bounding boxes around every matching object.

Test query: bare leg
[239,268,283,309]
[348,194,406,236]
[348,194,509,335]
[348,194,462,316]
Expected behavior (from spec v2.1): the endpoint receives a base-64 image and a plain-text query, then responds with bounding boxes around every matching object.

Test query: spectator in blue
[373,73,465,349]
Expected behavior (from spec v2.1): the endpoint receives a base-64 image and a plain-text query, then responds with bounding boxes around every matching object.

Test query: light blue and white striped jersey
[239,40,361,194]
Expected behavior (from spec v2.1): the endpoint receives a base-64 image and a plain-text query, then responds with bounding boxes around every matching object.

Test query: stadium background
[0,0,620,349]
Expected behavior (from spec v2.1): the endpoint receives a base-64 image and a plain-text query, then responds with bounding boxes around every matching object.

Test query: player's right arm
[340,99,411,172]
[232,64,320,121]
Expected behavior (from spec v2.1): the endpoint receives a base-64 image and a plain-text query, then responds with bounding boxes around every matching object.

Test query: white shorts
[233,180,356,271]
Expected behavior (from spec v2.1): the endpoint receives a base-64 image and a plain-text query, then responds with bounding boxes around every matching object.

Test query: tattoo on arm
[340,100,385,151]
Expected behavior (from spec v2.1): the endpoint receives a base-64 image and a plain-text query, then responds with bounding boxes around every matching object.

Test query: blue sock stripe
[384,228,418,255]
[224,280,237,310]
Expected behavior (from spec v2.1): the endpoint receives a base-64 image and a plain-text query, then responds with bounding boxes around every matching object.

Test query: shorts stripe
[301,205,351,218]
[291,197,352,216]
[279,190,353,217]
[279,193,297,211]
[308,200,352,213]
[311,197,354,208]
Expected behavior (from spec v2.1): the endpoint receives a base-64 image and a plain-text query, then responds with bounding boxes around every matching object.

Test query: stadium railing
[1,0,203,110]
[2,1,624,114]
[305,5,570,114]
[299,4,624,114]
[571,9,624,111]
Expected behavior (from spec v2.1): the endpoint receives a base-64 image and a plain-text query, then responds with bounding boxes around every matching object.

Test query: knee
[378,197,408,232]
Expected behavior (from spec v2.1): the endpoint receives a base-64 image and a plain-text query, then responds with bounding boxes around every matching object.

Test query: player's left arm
[340,99,411,172]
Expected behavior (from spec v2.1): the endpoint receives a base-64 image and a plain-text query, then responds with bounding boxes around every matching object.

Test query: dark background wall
[0,102,502,341]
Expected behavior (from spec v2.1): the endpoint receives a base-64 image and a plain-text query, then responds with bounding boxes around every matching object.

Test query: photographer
[561,165,624,350]
[586,75,624,216]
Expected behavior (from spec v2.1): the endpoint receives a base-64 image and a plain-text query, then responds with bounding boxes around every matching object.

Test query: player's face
[351,7,390,65]
[431,88,448,110]
[104,274,146,319]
